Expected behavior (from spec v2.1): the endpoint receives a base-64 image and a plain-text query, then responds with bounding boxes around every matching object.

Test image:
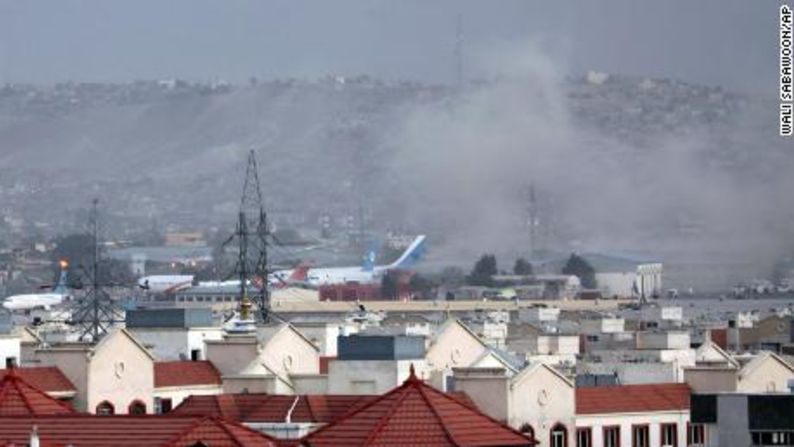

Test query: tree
[562,253,597,289]
[468,254,497,287]
[408,273,435,299]
[513,258,533,276]
[381,270,400,300]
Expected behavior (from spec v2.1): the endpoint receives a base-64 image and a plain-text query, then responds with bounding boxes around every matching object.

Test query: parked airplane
[137,275,194,293]
[272,235,427,287]
[3,260,72,311]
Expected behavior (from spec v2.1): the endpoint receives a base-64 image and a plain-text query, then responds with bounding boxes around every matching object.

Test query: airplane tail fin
[387,235,427,270]
[288,263,311,282]
[53,259,69,294]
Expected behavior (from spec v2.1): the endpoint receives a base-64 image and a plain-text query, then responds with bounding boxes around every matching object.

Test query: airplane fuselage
[2,293,67,311]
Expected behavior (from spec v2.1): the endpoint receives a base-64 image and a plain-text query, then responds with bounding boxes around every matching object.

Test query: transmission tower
[225,150,272,323]
[70,199,122,342]
[454,13,464,86]
[527,183,539,256]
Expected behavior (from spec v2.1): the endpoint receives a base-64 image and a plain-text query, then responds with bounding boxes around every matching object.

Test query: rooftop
[0,369,76,416]
[576,383,690,415]
[0,415,279,446]
[0,367,76,396]
[154,361,222,388]
[302,366,536,446]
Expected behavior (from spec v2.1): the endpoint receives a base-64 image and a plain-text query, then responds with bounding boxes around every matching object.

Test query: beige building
[33,328,155,414]
[206,323,320,394]
[685,351,794,393]
[425,319,491,389]
[453,363,575,447]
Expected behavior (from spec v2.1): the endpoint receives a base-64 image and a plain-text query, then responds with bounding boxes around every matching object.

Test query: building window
[751,431,794,446]
[5,357,17,368]
[576,427,592,447]
[190,349,201,361]
[603,426,621,447]
[519,424,535,439]
[661,423,678,447]
[688,423,706,446]
[96,401,115,415]
[632,425,649,447]
[128,400,146,415]
[550,423,568,447]
[154,397,173,414]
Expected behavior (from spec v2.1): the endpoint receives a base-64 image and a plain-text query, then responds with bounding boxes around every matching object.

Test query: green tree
[381,270,400,300]
[562,253,597,289]
[468,254,497,287]
[513,258,533,275]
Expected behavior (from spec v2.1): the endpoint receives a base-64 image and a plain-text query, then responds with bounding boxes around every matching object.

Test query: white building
[575,383,690,447]
[125,308,223,361]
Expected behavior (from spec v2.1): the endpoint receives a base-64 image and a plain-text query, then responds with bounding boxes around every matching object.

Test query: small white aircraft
[3,260,72,311]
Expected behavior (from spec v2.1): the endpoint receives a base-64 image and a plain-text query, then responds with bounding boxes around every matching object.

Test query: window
[661,423,678,447]
[603,426,621,447]
[688,423,706,446]
[576,427,592,447]
[550,423,568,447]
[154,397,173,414]
[632,425,649,447]
[5,357,17,368]
[751,431,794,446]
[96,401,115,415]
[519,424,535,439]
[128,400,146,415]
[190,349,201,361]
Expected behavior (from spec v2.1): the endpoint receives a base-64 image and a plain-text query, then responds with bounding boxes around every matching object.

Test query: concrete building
[534,253,663,299]
[33,328,155,414]
[453,364,575,447]
[691,393,794,447]
[327,333,427,394]
[425,319,491,389]
[206,323,321,394]
[0,329,21,368]
[152,360,223,413]
[125,308,223,361]
[685,351,794,393]
[575,383,690,447]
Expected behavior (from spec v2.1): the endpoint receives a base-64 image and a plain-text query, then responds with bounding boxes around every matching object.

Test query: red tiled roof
[173,394,378,423]
[0,369,76,416]
[155,361,222,388]
[575,383,691,415]
[301,367,536,447]
[0,416,278,446]
[0,367,76,394]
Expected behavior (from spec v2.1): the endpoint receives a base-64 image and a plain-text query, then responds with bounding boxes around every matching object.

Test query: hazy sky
[0,0,779,93]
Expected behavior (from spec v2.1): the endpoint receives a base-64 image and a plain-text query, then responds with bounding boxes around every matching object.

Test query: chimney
[30,425,40,447]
